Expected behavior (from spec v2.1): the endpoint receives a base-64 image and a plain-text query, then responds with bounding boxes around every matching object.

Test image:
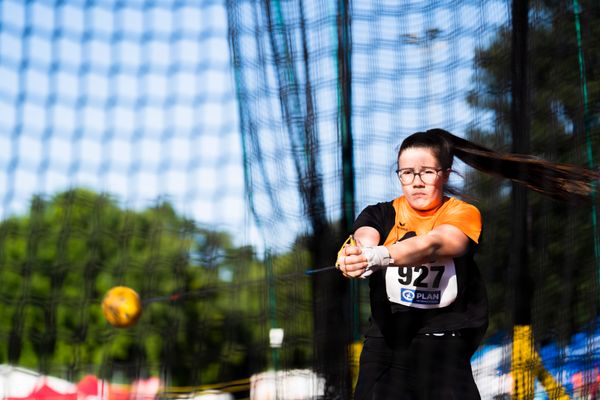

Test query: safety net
[0,0,599,399]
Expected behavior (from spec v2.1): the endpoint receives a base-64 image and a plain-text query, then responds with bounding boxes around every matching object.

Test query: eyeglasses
[396,168,443,185]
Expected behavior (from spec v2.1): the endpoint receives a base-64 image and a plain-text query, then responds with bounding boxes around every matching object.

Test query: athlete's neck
[412,196,449,216]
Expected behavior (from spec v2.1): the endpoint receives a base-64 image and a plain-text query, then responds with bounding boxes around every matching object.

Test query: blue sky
[0,0,261,245]
[0,0,509,251]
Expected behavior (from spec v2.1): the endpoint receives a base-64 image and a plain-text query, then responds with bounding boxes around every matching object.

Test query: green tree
[0,188,314,386]
[465,0,600,341]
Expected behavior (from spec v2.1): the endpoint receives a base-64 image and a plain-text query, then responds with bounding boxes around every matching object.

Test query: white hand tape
[358,246,392,278]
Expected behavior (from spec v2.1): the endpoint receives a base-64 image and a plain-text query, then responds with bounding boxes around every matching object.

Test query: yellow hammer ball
[102,286,142,328]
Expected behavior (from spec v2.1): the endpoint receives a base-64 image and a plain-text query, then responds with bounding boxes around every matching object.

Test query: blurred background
[0,0,599,399]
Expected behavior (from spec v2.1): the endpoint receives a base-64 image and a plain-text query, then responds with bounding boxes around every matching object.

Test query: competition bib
[385,257,457,309]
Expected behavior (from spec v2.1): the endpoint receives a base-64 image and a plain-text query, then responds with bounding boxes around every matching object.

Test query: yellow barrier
[512,325,570,399]
[349,340,363,392]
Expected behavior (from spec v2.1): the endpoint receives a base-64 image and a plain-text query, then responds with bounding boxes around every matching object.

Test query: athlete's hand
[336,245,369,278]
[337,245,393,278]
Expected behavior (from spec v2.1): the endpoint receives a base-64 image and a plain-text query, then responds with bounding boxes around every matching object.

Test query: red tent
[77,375,105,397]
[6,382,77,400]
[76,375,131,400]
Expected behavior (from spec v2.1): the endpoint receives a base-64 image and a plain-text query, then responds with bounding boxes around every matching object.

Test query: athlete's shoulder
[362,199,396,213]
[445,197,481,216]
[353,199,397,238]
[441,197,482,243]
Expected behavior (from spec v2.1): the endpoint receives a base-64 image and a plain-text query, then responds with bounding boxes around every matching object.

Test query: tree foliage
[465,0,600,341]
[0,188,313,385]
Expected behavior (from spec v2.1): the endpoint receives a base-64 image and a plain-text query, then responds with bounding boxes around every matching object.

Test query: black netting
[0,0,599,398]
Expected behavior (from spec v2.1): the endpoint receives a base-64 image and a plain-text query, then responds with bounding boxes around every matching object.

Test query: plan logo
[400,288,441,305]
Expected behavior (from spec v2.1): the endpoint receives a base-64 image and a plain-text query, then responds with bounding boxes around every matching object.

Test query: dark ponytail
[400,128,600,201]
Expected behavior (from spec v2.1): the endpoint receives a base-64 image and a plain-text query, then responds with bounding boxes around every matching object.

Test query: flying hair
[401,128,600,202]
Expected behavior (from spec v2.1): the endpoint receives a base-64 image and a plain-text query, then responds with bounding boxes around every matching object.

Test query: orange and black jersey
[353,196,488,343]
[383,196,481,245]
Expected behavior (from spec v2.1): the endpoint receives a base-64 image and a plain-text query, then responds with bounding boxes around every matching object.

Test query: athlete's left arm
[385,224,470,267]
[341,203,480,275]
[340,224,471,275]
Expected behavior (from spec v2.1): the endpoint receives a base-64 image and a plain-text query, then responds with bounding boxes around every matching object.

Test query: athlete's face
[397,147,448,211]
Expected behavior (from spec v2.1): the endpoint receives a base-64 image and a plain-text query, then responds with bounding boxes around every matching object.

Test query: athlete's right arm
[353,226,380,247]
[339,202,390,278]
[337,226,380,278]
